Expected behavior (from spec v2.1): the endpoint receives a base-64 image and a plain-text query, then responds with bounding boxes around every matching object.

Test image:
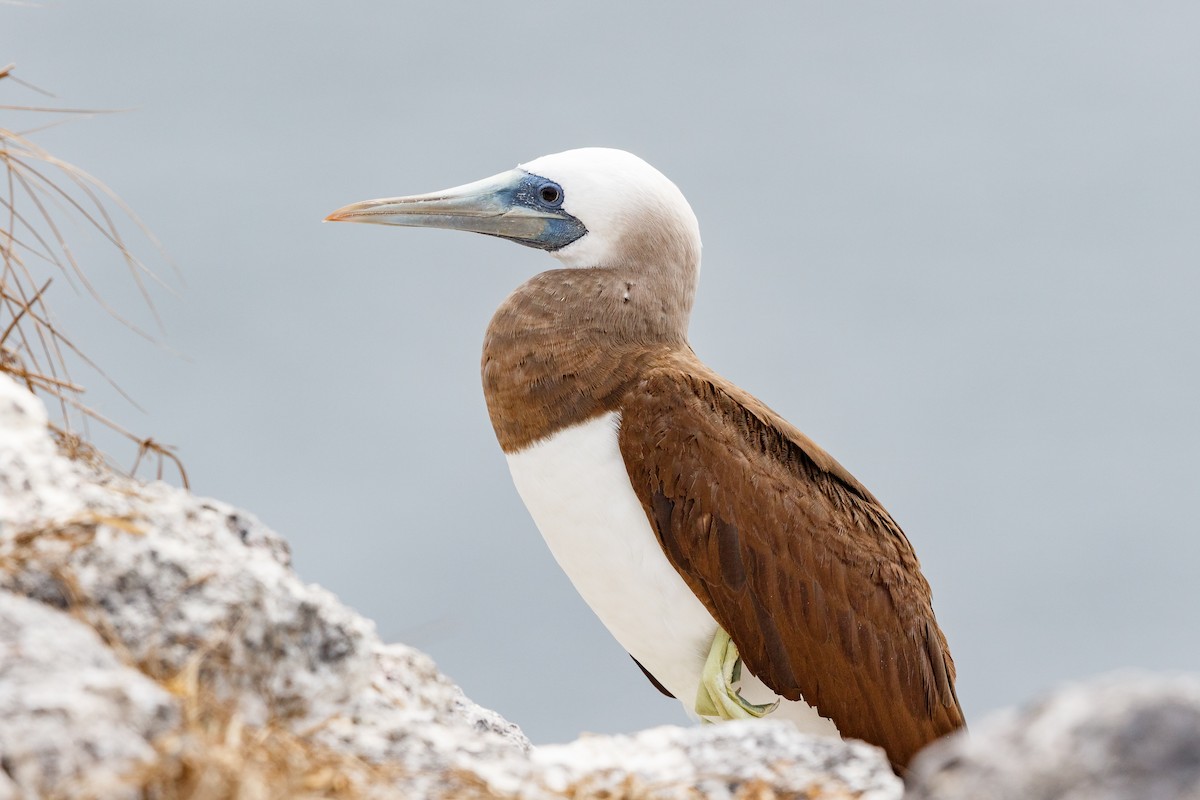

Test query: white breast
[505,411,843,739]
[505,411,718,704]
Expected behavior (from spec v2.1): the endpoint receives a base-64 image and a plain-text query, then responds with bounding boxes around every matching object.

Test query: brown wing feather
[617,350,965,770]
[631,655,675,698]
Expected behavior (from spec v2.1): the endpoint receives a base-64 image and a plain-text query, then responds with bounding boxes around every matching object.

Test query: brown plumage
[483,267,964,771]
[619,351,965,771]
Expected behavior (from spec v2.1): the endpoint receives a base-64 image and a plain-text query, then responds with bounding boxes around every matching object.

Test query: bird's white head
[517,148,701,272]
[326,148,701,275]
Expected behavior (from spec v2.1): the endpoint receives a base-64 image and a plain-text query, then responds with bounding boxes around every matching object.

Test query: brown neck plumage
[482,266,694,453]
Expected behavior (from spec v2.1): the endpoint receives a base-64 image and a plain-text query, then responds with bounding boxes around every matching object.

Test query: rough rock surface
[906,671,1200,800]
[0,373,530,798]
[0,372,901,798]
[0,590,178,800]
[485,721,901,799]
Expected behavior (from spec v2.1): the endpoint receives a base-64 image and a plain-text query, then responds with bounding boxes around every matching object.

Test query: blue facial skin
[498,171,588,251]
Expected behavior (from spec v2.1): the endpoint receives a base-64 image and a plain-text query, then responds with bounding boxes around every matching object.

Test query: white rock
[483,721,901,800]
[0,589,179,800]
[0,373,529,798]
[906,671,1200,800]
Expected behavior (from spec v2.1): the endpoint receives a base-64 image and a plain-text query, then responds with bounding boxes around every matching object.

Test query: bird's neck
[482,266,694,452]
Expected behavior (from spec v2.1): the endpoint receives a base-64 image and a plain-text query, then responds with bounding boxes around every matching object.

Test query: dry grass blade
[0,62,53,96]
[1,64,186,486]
[140,663,404,800]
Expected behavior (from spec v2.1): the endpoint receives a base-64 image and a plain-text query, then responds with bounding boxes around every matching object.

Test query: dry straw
[0,63,187,485]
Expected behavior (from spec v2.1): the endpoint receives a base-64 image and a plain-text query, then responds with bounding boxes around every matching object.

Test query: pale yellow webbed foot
[694,627,779,720]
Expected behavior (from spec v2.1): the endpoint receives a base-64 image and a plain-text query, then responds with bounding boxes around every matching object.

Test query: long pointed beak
[325,168,586,251]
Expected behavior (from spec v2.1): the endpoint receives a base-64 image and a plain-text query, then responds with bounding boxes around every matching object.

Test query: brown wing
[617,352,965,771]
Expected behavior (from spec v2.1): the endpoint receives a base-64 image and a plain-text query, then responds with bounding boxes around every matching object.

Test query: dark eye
[539,183,563,206]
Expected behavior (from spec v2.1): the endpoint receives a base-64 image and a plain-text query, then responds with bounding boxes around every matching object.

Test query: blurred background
[5,2,1199,743]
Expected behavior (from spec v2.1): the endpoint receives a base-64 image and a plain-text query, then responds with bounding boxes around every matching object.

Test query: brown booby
[326,148,965,770]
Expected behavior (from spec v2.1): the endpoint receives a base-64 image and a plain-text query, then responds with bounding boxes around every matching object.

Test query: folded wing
[616,352,965,770]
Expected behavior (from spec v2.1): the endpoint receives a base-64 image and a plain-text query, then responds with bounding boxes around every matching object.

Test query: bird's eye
[539,184,563,206]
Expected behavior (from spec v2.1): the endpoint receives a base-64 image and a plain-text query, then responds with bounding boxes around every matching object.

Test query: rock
[0,373,900,799]
[905,671,1200,800]
[0,589,179,800]
[483,720,902,799]
[0,373,529,798]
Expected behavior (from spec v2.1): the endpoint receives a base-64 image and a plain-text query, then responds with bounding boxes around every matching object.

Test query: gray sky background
[7,3,1200,744]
